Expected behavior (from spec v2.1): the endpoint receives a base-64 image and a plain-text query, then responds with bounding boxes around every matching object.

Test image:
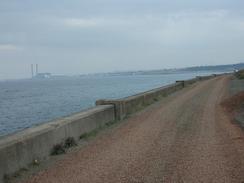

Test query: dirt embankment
[221,77,244,129]
[222,91,244,112]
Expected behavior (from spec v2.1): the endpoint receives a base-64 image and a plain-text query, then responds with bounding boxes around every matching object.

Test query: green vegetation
[64,137,77,148]
[51,143,66,155]
[32,159,40,166]
[80,129,99,140]
[235,69,244,79]
[80,120,117,140]
[3,174,11,183]
[79,132,89,139]
[3,168,28,183]
[153,98,159,102]
[51,137,79,155]
[104,120,117,127]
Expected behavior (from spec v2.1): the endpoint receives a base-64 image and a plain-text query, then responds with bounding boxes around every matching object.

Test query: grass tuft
[80,120,117,140]
[51,143,66,155]
[80,129,99,140]
[235,69,244,79]
[64,137,77,148]
[153,98,159,102]
[3,174,10,183]
[32,159,40,166]
[79,132,89,139]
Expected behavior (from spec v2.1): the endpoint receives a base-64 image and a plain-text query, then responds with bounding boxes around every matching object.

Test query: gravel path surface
[24,76,244,183]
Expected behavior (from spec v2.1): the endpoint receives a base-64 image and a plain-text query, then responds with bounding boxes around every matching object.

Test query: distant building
[30,64,52,79]
[35,73,52,79]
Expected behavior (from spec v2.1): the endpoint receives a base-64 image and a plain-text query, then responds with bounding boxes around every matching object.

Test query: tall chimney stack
[31,64,34,78]
[36,64,39,75]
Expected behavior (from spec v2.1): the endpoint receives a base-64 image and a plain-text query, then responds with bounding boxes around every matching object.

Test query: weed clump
[154,98,159,102]
[105,120,116,127]
[51,143,65,155]
[64,137,77,148]
[3,168,28,183]
[235,69,244,79]
[33,159,40,166]
[80,121,117,140]
[79,132,89,139]
[80,129,99,140]
[3,174,10,183]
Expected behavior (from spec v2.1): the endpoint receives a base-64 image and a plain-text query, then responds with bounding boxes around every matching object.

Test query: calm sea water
[0,71,221,137]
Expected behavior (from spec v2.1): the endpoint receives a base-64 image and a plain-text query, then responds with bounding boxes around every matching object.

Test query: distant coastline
[0,62,243,82]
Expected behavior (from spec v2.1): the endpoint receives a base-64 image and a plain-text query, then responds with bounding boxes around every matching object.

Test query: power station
[31,64,51,79]
[31,64,34,78]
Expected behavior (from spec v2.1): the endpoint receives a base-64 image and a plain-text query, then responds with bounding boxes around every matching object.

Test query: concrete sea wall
[0,105,115,182]
[0,74,216,182]
[96,75,217,120]
[96,82,184,120]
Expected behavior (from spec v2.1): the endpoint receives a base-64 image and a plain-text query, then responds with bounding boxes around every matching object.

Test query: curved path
[25,76,244,183]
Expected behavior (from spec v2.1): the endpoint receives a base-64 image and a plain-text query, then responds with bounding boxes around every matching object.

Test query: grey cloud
[0,0,244,79]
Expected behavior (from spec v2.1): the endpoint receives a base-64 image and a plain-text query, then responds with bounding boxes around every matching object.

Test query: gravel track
[24,76,244,183]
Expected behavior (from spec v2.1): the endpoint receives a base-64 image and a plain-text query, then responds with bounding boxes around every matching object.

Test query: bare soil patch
[221,91,244,113]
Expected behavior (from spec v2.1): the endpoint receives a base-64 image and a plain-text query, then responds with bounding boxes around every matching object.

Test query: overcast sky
[0,0,244,79]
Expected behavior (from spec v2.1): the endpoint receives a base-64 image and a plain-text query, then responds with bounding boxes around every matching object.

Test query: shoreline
[0,74,221,183]
[0,71,222,138]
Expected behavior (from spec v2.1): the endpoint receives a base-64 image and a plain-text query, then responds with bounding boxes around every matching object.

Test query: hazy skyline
[0,0,244,79]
